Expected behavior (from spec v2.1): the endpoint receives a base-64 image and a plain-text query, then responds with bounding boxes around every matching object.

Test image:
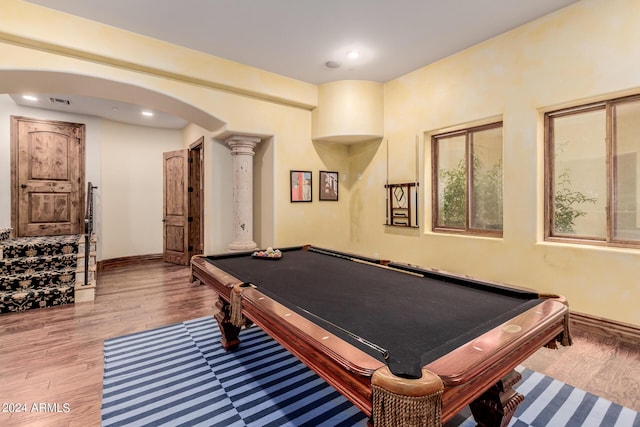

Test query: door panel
[165,225,186,252]
[29,193,70,223]
[11,116,85,237]
[163,149,189,265]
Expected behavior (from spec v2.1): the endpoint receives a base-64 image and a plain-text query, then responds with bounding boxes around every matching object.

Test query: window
[545,95,640,246]
[432,122,503,235]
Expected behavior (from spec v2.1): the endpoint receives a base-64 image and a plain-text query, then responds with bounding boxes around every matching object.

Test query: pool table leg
[469,370,524,427]
[214,295,242,350]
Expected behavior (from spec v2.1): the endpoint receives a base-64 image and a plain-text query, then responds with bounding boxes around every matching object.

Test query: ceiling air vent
[49,97,71,105]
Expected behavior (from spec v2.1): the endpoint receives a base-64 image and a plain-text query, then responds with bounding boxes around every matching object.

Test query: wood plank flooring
[0,260,638,427]
[0,261,217,427]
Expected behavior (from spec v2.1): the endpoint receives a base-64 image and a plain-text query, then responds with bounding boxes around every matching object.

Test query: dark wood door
[11,116,85,237]
[163,149,190,265]
[188,137,204,257]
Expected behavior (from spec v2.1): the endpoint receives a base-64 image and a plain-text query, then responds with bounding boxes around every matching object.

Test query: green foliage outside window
[439,156,503,230]
[553,170,597,233]
[474,158,503,230]
[439,159,466,227]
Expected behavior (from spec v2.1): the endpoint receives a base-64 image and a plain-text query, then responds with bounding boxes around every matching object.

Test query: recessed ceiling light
[142,111,154,117]
[22,95,38,101]
[346,50,360,59]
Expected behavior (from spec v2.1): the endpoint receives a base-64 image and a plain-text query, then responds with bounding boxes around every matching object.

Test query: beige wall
[1,0,639,325]
[100,121,182,259]
[352,0,640,325]
[312,80,384,143]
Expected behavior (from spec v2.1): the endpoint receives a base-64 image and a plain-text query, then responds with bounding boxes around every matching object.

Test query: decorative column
[226,135,261,251]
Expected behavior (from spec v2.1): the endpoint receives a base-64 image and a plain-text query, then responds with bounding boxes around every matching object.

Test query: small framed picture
[319,171,339,201]
[290,170,312,202]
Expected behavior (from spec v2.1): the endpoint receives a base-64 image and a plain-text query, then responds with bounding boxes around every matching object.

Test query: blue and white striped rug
[102,317,639,427]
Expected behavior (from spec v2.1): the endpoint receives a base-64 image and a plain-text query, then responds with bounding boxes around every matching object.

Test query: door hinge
[188,245,193,252]
[188,216,193,222]
[188,157,194,163]
[188,186,194,193]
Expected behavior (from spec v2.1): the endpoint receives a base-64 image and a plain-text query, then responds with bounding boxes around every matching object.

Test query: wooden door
[11,116,85,237]
[163,149,190,265]
[188,137,204,257]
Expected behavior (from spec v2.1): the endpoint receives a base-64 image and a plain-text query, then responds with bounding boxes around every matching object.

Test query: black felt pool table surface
[204,247,542,378]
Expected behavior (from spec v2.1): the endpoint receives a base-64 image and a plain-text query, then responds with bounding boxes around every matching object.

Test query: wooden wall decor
[385,182,419,227]
[384,137,420,228]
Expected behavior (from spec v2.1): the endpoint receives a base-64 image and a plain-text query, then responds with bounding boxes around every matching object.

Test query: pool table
[191,245,570,427]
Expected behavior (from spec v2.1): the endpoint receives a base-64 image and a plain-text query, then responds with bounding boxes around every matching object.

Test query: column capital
[226,135,261,155]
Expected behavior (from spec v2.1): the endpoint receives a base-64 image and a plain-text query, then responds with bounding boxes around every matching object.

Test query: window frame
[544,94,640,248]
[431,121,503,237]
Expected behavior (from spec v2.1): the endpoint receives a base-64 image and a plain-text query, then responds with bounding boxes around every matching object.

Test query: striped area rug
[102,317,640,427]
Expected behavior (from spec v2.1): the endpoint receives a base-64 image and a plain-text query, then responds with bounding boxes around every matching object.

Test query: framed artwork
[319,171,339,201]
[290,170,312,202]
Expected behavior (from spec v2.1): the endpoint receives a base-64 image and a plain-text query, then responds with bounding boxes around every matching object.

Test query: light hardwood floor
[0,261,218,427]
[0,260,638,427]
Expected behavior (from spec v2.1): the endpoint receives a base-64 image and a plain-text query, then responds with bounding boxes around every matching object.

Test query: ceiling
[10,93,188,129]
[13,0,579,127]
